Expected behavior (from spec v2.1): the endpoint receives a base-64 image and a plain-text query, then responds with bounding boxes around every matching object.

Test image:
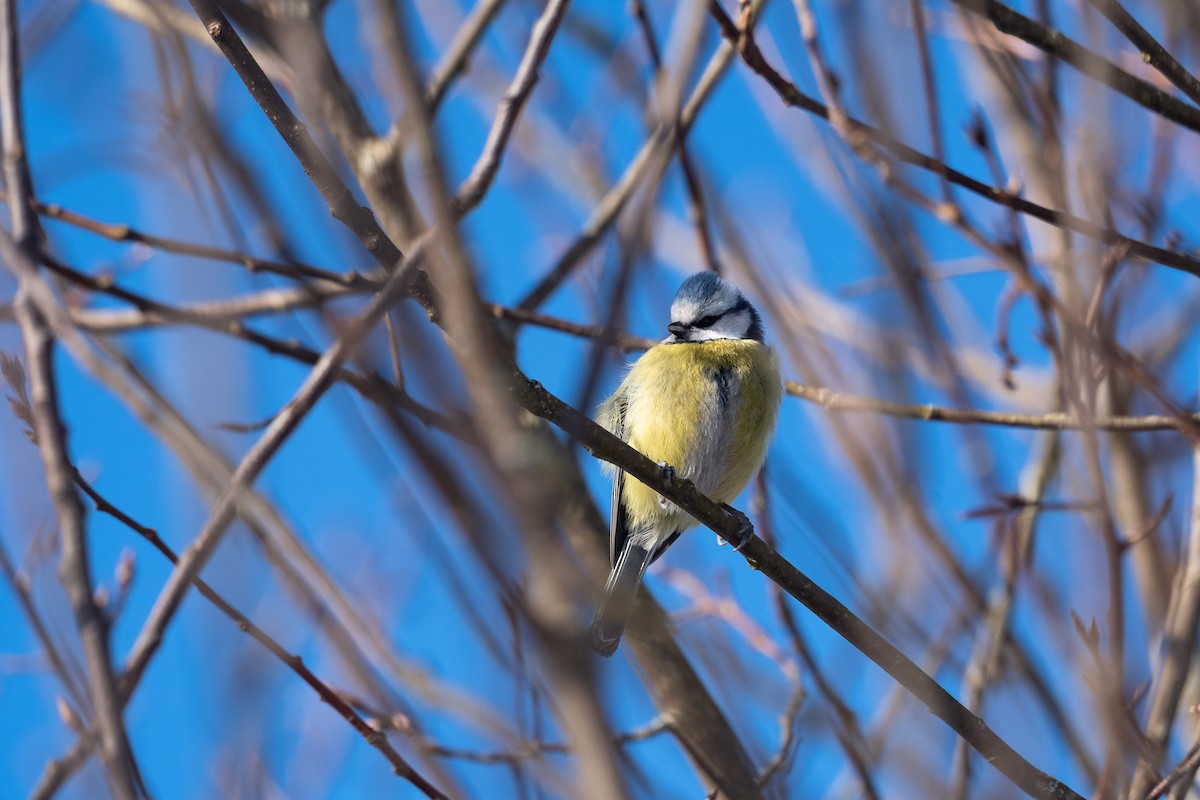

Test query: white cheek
[706,310,751,339]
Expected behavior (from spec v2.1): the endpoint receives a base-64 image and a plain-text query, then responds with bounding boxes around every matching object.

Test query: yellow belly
[618,339,781,532]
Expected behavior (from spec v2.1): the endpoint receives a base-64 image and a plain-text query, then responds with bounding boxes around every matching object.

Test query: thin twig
[1127,424,1200,796]
[71,470,446,793]
[425,0,508,113]
[1145,734,1200,800]
[0,535,88,715]
[32,198,368,286]
[452,0,571,213]
[187,0,405,272]
[785,382,1200,432]
[516,34,736,310]
[755,684,806,788]
[1083,0,1200,108]
[908,0,952,203]
[952,0,1200,134]
[335,686,584,766]
[0,0,137,794]
[756,474,881,798]
[705,0,1200,282]
[631,0,720,273]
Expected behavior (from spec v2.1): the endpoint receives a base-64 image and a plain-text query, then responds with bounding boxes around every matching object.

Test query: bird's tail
[590,541,654,656]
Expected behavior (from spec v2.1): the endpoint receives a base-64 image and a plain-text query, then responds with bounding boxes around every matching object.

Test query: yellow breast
[617,339,781,532]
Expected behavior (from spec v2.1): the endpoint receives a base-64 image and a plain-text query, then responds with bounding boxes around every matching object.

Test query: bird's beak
[667,322,688,337]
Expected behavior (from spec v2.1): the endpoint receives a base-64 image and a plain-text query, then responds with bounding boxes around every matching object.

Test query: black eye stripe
[695,314,720,328]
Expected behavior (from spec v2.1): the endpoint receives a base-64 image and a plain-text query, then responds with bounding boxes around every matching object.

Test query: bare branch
[513,372,1084,800]
[73,470,449,798]
[953,0,1200,133]
[0,0,137,793]
[706,0,1200,282]
[1084,0,1200,108]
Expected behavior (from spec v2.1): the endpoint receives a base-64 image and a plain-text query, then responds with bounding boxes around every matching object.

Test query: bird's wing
[608,399,627,568]
[596,391,628,568]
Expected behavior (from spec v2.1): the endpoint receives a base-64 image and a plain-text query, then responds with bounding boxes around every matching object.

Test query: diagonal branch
[73,471,449,798]
[0,0,138,795]
[186,0,404,271]
[425,0,508,113]
[451,0,570,213]
[514,373,1085,800]
[706,0,1200,282]
[951,0,1200,133]
[117,229,434,734]
[1083,0,1200,108]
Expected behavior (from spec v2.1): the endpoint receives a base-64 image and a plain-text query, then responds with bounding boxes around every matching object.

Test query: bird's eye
[695,314,720,328]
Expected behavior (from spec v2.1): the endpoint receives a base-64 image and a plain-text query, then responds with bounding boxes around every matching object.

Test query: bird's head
[665,272,764,343]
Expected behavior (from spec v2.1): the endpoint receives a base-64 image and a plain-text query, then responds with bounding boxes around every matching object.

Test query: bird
[590,272,782,656]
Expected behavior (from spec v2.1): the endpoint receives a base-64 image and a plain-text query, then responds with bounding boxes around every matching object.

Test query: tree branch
[513,373,1084,800]
[1083,0,1200,108]
[952,0,1200,133]
[73,470,450,798]
[0,0,138,794]
[706,0,1200,282]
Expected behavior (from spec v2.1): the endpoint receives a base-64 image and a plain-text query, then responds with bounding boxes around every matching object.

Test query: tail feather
[590,541,654,656]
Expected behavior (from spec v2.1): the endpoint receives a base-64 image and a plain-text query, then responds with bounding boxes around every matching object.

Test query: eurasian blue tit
[590,272,783,656]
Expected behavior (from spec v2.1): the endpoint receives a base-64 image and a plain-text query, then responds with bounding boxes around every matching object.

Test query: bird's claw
[656,461,675,509]
[716,504,754,551]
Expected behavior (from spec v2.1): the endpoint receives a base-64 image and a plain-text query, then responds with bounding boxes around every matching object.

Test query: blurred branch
[0,0,138,793]
[1083,0,1200,107]
[95,0,289,81]
[385,4,633,795]
[31,198,367,286]
[29,732,94,800]
[70,470,450,798]
[517,33,737,310]
[424,0,508,113]
[451,0,569,213]
[1127,426,1200,796]
[706,0,1200,282]
[953,0,1200,133]
[0,533,88,716]
[631,0,721,273]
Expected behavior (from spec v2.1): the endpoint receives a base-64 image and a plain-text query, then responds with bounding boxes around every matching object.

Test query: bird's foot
[715,504,754,552]
[655,461,675,509]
